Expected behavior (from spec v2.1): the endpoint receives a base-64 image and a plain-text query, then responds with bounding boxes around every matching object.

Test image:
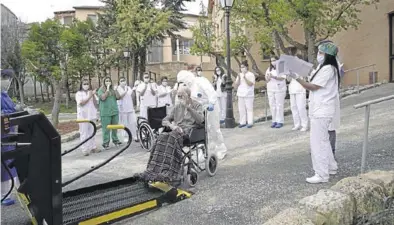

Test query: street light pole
[221,0,236,128]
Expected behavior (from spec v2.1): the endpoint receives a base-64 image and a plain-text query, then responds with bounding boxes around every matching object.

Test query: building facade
[210,0,394,86]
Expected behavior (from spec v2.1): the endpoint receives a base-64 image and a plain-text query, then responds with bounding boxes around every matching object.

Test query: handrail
[354,95,394,109]
[353,94,394,174]
[344,64,375,73]
[344,64,376,94]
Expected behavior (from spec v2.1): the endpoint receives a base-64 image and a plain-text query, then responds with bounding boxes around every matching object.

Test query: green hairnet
[318,42,338,56]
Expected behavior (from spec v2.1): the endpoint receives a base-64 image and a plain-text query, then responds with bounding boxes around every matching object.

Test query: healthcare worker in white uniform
[117,77,139,143]
[136,72,157,119]
[288,42,340,184]
[75,79,99,156]
[177,70,228,160]
[157,76,173,108]
[286,47,308,131]
[265,57,286,129]
[235,61,256,128]
[212,66,227,124]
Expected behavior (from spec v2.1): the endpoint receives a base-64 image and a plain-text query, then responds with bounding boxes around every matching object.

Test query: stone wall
[263,170,394,225]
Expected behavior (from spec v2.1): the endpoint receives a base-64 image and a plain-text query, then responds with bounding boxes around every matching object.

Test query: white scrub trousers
[310,117,338,180]
[267,91,286,123]
[290,93,308,128]
[119,112,138,141]
[218,95,227,121]
[79,122,96,154]
[238,97,254,125]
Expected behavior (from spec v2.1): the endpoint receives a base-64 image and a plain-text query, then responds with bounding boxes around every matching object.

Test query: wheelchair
[137,105,218,187]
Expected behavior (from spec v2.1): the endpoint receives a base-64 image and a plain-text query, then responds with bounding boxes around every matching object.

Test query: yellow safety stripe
[16,193,38,225]
[79,200,158,225]
[76,119,90,123]
[107,124,125,130]
[150,182,193,198]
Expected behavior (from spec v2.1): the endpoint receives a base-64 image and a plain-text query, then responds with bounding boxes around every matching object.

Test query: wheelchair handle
[61,120,97,156]
[62,125,132,187]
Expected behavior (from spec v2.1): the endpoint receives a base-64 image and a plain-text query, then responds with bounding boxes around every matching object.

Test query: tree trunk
[51,60,67,128]
[133,52,139,82]
[139,48,147,79]
[39,81,45,102]
[50,83,54,98]
[243,47,264,78]
[33,75,38,102]
[16,76,25,106]
[46,83,50,101]
[305,28,317,64]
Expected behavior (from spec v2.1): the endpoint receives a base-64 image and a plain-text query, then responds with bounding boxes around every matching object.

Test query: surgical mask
[105,81,111,87]
[178,99,186,105]
[144,78,149,82]
[317,54,325,65]
[162,82,168,86]
[216,70,221,75]
[241,68,247,73]
[82,85,89,91]
[120,81,126,86]
[197,71,202,76]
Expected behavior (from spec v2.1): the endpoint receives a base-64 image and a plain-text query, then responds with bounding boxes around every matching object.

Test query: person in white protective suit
[117,77,139,143]
[286,47,308,131]
[177,70,228,160]
[136,72,157,119]
[212,66,227,124]
[75,79,99,156]
[235,61,256,128]
[157,76,173,109]
[288,42,340,184]
[265,57,286,129]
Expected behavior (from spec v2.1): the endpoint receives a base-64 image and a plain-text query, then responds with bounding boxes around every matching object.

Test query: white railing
[353,94,394,173]
[344,64,376,94]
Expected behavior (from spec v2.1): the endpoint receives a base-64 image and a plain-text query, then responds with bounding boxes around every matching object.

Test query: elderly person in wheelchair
[137,85,216,185]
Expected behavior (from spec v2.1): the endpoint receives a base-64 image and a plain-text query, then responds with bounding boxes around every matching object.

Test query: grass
[30,101,77,115]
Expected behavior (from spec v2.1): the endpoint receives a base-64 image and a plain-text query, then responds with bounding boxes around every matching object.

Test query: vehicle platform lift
[1,111,193,225]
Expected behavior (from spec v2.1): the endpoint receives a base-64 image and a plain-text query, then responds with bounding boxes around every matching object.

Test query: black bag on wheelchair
[147,106,167,130]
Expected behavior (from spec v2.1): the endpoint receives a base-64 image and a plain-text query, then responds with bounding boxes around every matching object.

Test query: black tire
[206,154,218,177]
[186,169,198,187]
[138,122,154,151]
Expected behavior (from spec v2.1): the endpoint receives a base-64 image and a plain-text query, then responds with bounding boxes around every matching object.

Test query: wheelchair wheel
[205,154,218,177]
[138,122,154,151]
[186,169,198,187]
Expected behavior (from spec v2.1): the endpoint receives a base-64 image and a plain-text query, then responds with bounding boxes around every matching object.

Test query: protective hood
[177,70,195,87]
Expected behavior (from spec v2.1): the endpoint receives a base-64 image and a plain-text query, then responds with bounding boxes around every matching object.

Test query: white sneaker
[306,174,328,184]
[329,170,338,175]
[292,126,301,131]
[300,127,308,132]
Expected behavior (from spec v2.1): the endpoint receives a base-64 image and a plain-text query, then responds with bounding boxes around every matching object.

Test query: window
[171,38,195,55]
[87,14,98,24]
[63,16,73,25]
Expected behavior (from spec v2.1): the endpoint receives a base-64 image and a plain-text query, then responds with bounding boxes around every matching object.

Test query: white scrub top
[214,75,226,98]
[309,65,339,119]
[157,85,173,107]
[76,90,97,120]
[137,83,157,107]
[117,86,134,113]
[265,68,286,93]
[236,71,256,97]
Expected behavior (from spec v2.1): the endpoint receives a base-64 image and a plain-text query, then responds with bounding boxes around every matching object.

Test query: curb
[61,124,102,143]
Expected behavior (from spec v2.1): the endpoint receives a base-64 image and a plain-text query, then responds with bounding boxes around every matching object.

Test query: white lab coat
[214,74,227,121]
[157,85,173,107]
[177,71,228,160]
[136,82,158,119]
[265,68,286,124]
[309,65,339,180]
[76,90,98,154]
[117,85,138,141]
[288,77,308,128]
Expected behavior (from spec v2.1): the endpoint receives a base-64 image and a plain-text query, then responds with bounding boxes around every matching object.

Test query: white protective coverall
[136,82,157,119]
[265,67,286,124]
[76,90,98,154]
[177,70,228,160]
[117,85,138,141]
[308,65,339,181]
[288,77,308,130]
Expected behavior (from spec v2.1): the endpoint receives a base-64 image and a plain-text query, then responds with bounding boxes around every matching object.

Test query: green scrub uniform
[98,87,120,145]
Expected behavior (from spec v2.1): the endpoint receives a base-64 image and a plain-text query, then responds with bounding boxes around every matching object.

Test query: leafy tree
[233,0,379,63]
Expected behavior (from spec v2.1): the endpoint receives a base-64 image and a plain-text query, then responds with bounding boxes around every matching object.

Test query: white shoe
[292,126,301,131]
[306,174,328,184]
[329,170,337,175]
[300,127,308,132]
[217,152,227,160]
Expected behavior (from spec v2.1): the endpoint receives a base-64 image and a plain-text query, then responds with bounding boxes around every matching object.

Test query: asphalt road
[2,83,394,225]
